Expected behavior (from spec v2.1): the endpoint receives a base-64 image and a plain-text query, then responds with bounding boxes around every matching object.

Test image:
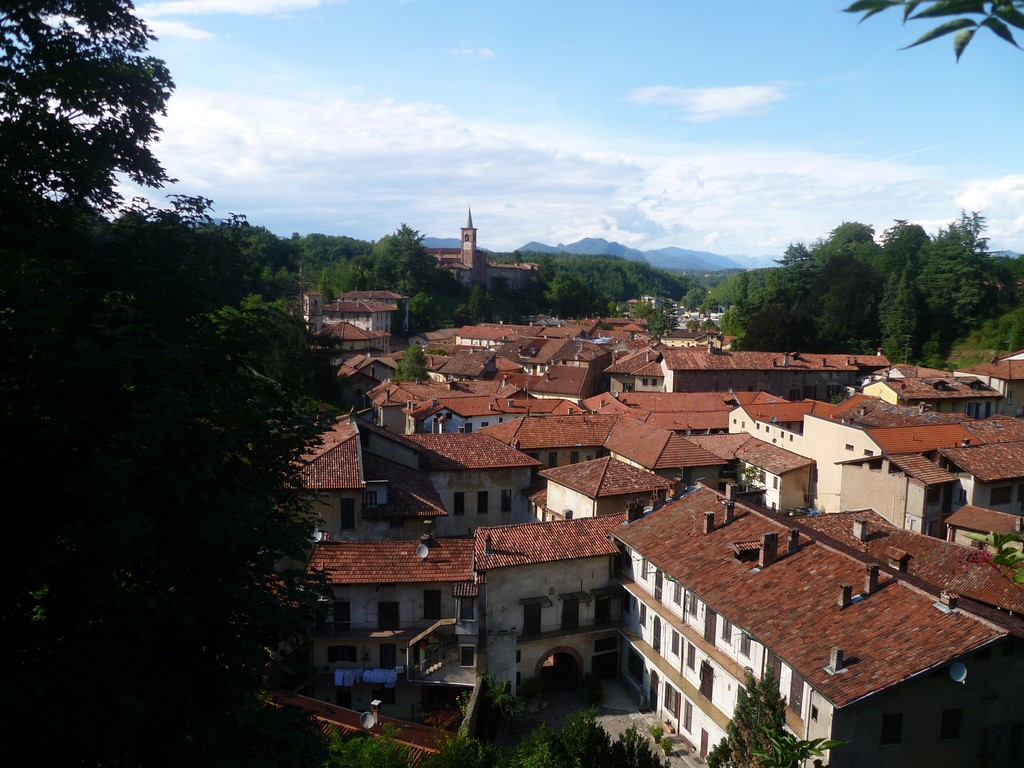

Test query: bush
[649,725,664,742]
[520,676,542,703]
[581,673,604,706]
[660,737,674,755]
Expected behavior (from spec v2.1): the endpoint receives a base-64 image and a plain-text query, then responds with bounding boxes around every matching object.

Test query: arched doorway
[535,646,583,693]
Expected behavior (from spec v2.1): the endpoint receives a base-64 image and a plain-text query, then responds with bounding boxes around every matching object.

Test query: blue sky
[131,0,1024,260]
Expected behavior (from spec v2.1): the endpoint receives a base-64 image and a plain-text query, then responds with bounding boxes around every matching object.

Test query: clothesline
[334,667,399,688]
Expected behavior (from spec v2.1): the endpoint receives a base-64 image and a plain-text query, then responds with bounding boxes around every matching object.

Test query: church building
[425,208,538,291]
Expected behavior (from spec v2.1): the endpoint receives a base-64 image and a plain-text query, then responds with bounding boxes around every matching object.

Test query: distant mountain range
[423,235,774,271]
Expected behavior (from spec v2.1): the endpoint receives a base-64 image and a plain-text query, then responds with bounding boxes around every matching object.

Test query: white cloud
[139,0,334,17]
[448,48,496,59]
[628,84,788,122]
[147,18,216,39]
[955,175,1024,250]
[130,85,1010,257]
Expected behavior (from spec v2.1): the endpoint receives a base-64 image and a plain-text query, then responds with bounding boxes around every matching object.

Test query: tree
[0,0,173,239]
[753,728,845,768]
[845,1,1024,60]
[609,725,670,768]
[395,343,428,382]
[707,669,787,768]
[325,726,411,768]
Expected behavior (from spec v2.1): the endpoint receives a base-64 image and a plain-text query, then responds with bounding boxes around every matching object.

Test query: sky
[130,0,1024,261]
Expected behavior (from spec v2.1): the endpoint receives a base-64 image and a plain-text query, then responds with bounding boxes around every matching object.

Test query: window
[991,486,1012,505]
[811,705,819,722]
[339,498,355,530]
[704,608,717,643]
[627,649,643,683]
[698,660,714,700]
[671,630,680,656]
[327,645,357,663]
[686,643,696,670]
[926,485,941,504]
[460,646,476,668]
[740,632,751,658]
[453,491,465,516]
[423,589,441,621]
[523,603,541,635]
[548,452,558,468]
[845,444,854,452]
[683,700,693,732]
[463,422,473,433]
[380,643,396,669]
[501,489,512,512]
[940,708,962,740]
[880,713,902,745]
[477,490,488,515]
[378,601,399,631]
[363,490,378,507]
[721,617,733,643]
[595,593,611,623]
[639,602,647,628]
[459,597,475,621]
[561,598,580,630]
[673,582,682,605]
[480,421,489,428]
[664,683,680,719]
[686,591,698,617]
[570,450,580,464]
[595,636,618,653]
[789,673,804,716]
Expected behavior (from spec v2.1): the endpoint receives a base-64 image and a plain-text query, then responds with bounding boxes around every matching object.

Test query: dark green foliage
[610,725,670,768]
[706,670,787,768]
[395,343,428,382]
[422,732,501,768]
[581,672,605,706]
[844,1,1024,60]
[325,725,411,768]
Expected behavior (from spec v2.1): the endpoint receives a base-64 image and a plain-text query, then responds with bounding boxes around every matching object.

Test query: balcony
[516,619,623,645]
[313,617,457,641]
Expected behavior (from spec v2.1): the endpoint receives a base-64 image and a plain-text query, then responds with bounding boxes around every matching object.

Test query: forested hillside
[710,215,1024,367]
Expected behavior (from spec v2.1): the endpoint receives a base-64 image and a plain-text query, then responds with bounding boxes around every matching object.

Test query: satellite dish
[416,543,429,560]
[950,662,967,685]
[313,529,324,542]
[359,711,376,730]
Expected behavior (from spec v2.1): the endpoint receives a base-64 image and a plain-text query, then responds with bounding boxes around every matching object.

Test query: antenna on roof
[359,711,376,729]
[949,662,967,685]
[416,543,429,560]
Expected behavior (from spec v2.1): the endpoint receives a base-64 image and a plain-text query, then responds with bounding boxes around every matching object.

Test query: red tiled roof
[800,510,1024,614]
[427,349,495,377]
[336,290,407,301]
[605,419,724,470]
[323,299,398,313]
[361,454,446,518]
[502,365,591,397]
[307,538,474,584]
[939,441,1024,481]
[945,504,1022,536]
[540,456,672,497]
[615,488,1006,708]
[662,349,889,372]
[404,433,540,471]
[883,453,959,486]
[478,413,619,450]
[272,692,442,758]
[734,438,814,475]
[684,433,753,461]
[606,348,663,375]
[870,376,1001,401]
[740,400,837,424]
[368,379,519,407]
[300,419,364,490]
[315,321,379,341]
[474,515,624,570]
[867,424,976,454]
[958,355,1024,381]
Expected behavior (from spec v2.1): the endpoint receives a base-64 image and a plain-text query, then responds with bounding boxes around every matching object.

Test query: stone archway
[535,645,584,694]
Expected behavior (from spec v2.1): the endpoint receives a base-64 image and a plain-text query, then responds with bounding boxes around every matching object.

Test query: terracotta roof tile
[307,538,474,584]
[872,375,1001,401]
[314,321,379,341]
[662,349,889,373]
[867,424,977,454]
[605,419,724,470]
[800,510,1024,614]
[540,456,671,497]
[945,504,1022,536]
[939,441,1024,481]
[300,420,364,490]
[958,355,1024,381]
[361,454,446,518]
[615,488,1006,708]
[734,438,814,475]
[474,515,624,569]
[323,299,398,313]
[478,414,619,450]
[883,453,959,485]
[404,433,540,471]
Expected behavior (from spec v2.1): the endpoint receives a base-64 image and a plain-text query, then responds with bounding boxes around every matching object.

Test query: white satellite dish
[359,711,376,730]
[313,529,324,542]
[416,543,429,560]
[950,662,967,685]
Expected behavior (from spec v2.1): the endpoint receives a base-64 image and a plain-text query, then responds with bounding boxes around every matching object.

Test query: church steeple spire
[465,205,474,230]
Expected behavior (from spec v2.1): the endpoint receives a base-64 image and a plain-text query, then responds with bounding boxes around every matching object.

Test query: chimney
[371,698,382,722]
[876,347,883,356]
[787,528,799,555]
[488,403,494,411]
[563,509,574,520]
[783,354,790,368]
[865,563,879,595]
[723,483,736,524]
[827,647,845,674]
[853,519,869,542]
[627,499,644,523]
[484,534,493,555]
[837,583,852,609]
[703,511,715,535]
[759,532,778,567]
[940,591,958,609]
[707,341,714,355]
[420,519,434,545]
